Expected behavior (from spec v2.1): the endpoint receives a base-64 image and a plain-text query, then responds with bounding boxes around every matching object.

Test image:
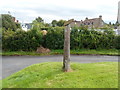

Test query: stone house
[70,15,105,28]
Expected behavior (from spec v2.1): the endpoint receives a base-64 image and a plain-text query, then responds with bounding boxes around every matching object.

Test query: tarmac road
[2,55,119,78]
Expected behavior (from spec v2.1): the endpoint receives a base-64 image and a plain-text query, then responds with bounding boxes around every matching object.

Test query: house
[12,17,19,23]
[69,15,105,28]
[21,23,32,31]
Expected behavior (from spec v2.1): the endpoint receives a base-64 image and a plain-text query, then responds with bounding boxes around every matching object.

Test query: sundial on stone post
[63,19,74,72]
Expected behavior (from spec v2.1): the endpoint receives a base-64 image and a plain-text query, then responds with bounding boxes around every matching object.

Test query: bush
[2,26,120,51]
[114,35,120,49]
[70,27,117,49]
[2,29,43,51]
[43,26,120,50]
[43,27,64,49]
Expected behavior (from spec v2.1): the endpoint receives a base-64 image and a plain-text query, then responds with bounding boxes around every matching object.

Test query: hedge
[44,27,119,50]
[2,29,43,51]
[2,27,120,51]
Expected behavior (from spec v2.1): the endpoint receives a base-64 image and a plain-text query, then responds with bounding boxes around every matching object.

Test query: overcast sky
[0,0,120,23]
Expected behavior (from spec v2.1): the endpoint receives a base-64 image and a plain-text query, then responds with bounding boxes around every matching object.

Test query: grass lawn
[2,62,118,88]
[1,49,119,56]
[0,80,2,89]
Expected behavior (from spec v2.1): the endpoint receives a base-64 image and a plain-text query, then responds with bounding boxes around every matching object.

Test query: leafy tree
[109,22,111,25]
[51,20,57,27]
[51,19,66,27]
[57,20,66,27]
[44,23,50,27]
[35,17,44,23]
[31,16,48,30]
[32,20,45,30]
[2,14,20,31]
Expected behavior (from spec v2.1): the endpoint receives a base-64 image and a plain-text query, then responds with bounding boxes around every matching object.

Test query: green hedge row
[44,27,120,50]
[70,27,116,49]
[2,29,43,51]
[2,27,120,51]
[43,27,64,49]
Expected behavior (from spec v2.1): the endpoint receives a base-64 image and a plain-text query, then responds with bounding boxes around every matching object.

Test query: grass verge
[1,49,119,56]
[2,62,118,88]
[0,80,2,89]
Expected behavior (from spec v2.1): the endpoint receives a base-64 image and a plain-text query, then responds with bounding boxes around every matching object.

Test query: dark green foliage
[43,27,64,49]
[57,20,66,27]
[114,35,120,49]
[51,20,57,27]
[44,26,120,50]
[2,14,21,31]
[51,20,66,27]
[2,29,43,51]
[45,27,119,50]
[35,17,44,23]
[2,26,120,51]
[70,27,117,49]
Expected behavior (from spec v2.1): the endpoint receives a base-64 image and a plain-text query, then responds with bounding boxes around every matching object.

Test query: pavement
[2,55,119,79]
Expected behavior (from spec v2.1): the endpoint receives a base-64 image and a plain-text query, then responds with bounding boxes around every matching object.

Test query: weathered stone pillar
[63,24,71,72]
[63,19,74,72]
[117,26,120,35]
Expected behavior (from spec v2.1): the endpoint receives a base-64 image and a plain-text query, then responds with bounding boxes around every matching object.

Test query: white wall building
[21,23,32,31]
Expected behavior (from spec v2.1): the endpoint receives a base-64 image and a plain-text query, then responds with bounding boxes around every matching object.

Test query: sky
[0,0,120,23]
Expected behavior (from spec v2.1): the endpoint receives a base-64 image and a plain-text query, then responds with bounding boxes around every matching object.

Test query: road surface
[2,55,119,78]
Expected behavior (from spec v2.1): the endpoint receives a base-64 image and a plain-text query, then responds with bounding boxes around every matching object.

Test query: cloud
[0,0,120,23]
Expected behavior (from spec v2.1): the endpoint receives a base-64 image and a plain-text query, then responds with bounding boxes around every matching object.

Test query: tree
[35,17,44,23]
[51,20,57,27]
[32,17,45,30]
[57,20,66,27]
[32,20,45,30]
[51,19,66,27]
[2,14,20,31]
[44,23,50,27]
[109,22,111,25]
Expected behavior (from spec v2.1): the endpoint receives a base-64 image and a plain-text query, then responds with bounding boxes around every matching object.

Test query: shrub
[2,29,43,51]
[2,26,120,51]
[43,27,64,49]
[114,35,120,49]
[70,27,118,49]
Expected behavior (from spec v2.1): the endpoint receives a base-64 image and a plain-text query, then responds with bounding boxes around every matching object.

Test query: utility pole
[63,19,74,72]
